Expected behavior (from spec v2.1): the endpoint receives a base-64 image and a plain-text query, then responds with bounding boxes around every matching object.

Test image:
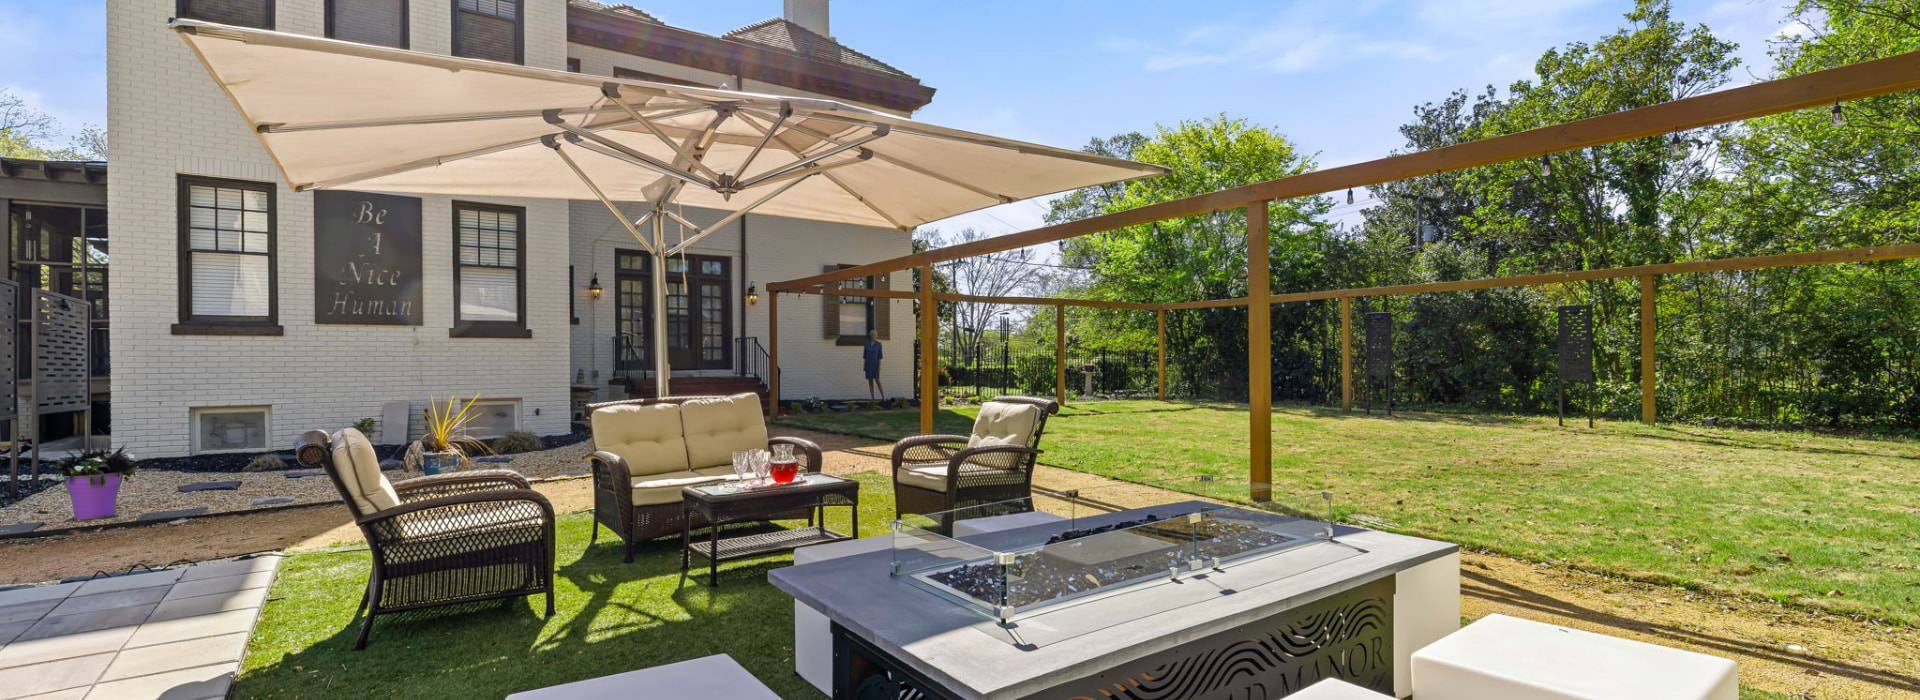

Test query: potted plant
[59,448,137,520]
[411,395,488,475]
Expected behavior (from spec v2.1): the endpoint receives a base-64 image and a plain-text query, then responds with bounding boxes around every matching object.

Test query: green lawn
[779,400,1920,625]
[236,473,895,699]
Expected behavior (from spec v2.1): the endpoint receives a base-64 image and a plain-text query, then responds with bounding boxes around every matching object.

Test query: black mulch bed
[0,479,59,508]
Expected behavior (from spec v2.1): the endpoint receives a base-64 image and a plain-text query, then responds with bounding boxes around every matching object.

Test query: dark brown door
[616,251,732,373]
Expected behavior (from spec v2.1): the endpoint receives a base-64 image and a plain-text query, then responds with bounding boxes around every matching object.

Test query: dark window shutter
[454,0,520,63]
[822,264,840,339]
[178,0,272,28]
[328,0,406,48]
[874,272,890,340]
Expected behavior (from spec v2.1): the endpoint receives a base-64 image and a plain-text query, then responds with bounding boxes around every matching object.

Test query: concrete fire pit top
[770,503,1456,700]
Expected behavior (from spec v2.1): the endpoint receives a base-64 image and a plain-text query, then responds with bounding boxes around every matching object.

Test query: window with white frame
[453,202,526,336]
[179,176,276,330]
[191,406,271,454]
[465,399,518,439]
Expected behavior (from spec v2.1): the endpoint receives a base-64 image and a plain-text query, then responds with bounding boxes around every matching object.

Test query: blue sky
[0,1,1805,237]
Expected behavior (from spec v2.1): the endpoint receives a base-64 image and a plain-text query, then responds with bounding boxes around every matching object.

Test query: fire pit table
[769,499,1460,699]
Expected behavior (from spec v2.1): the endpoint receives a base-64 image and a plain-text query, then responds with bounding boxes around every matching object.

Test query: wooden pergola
[767,49,1920,501]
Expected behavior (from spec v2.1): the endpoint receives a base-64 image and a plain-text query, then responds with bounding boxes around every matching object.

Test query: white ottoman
[1412,614,1737,700]
[792,535,893,694]
[507,654,775,699]
[1290,678,1393,699]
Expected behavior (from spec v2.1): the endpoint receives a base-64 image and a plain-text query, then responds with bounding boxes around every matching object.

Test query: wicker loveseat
[891,396,1059,527]
[303,428,555,650]
[585,394,823,562]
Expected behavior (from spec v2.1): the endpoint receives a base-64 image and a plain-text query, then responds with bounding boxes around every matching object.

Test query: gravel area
[0,428,866,533]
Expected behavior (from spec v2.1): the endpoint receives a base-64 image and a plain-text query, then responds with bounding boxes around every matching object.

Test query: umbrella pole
[652,213,672,398]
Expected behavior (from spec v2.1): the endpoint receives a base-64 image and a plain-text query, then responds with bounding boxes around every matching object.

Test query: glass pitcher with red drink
[769,443,800,485]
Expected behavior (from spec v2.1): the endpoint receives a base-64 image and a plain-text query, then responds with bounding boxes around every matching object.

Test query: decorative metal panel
[0,281,15,420]
[1364,312,1393,382]
[1557,304,1595,382]
[314,191,424,325]
[1034,575,1396,699]
[33,290,90,414]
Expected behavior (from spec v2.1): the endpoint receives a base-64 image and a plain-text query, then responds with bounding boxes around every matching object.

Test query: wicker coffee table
[680,473,859,588]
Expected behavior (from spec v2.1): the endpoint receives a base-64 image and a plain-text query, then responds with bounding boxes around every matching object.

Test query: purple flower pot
[66,474,123,520]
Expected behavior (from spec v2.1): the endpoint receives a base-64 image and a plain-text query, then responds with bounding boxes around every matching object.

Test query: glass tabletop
[687,472,848,499]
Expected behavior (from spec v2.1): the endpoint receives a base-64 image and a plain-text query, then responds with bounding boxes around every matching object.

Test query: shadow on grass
[1636,426,1920,462]
[233,477,901,699]
[1462,568,1920,695]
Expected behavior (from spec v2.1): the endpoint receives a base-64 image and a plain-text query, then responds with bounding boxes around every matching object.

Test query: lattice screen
[33,290,90,414]
[0,281,15,421]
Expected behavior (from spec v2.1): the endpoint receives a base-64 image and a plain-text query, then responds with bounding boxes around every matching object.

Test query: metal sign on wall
[1364,312,1393,382]
[1557,304,1595,382]
[314,190,423,325]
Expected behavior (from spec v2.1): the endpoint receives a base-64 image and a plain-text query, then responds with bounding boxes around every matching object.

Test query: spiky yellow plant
[420,394,489,455]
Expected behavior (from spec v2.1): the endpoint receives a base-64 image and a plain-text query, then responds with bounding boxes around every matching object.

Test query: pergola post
[1054,304,1067,405]
[919,264,937,434]
[1339,297,1353,413]
[1247,202,1273,502]
[1640,273,1657,424]
[1156,308,1167,400]
[768,292,780,417]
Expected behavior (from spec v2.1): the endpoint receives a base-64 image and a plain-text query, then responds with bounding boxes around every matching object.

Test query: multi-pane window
[326,0,407,48]
[453,0,521,64]
[177,0,274,28]
[454,203,523,330]
[180,177,274,324]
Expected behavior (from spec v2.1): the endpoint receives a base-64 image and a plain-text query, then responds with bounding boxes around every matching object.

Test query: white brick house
[102,0,932,457]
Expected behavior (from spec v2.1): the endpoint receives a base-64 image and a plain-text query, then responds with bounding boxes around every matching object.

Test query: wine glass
[751,449,772,486]
[730,450,753,490]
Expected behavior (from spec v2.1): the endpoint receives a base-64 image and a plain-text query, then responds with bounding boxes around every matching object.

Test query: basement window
[191,406,271,454]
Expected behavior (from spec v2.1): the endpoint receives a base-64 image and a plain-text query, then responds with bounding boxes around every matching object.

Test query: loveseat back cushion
[592,402,692,476]
[330,428,400,515]
[680,393,769,469]
[967,400,1042,450]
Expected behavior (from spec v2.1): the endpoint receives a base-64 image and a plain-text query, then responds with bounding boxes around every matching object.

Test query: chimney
[783,0,829,37]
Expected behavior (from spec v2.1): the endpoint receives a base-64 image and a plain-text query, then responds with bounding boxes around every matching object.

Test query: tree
[0,88,107,160]
[915,227,1059,373]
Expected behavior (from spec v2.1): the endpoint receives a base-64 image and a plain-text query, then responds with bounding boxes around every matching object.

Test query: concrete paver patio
[0,554,280,699]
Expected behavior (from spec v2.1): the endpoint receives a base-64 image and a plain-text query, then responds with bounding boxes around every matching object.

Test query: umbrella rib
[551,141,657,254]
[602,84,723,183]
[748,111,1014,205]
[733,126,887,190]
[743,114,915,231]
[666,171,822,255]
[255,102,704,134]
[293,113,643,191]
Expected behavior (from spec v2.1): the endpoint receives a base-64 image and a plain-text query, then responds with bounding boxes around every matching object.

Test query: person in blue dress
[862,330,885,400]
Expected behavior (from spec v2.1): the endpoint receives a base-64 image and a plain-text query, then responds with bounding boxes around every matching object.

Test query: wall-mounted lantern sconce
[587,273,603,300]
[745,283,760,306]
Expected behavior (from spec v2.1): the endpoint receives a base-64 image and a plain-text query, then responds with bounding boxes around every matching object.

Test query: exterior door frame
[614,250,733,374]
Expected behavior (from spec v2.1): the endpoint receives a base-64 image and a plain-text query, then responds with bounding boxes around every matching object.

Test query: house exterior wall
[567,202,914,402]
[107,0,572,457]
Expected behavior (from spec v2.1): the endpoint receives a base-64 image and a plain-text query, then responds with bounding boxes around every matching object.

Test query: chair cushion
[680,394,769,469]
[631,470,738,506]
[897,464,949,493]
[967,400,1042,450]
[330,428,400,515]
[593,403,692,477]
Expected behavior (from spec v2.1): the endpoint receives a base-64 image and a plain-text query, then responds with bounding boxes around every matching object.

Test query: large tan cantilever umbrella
[172,19,1164,397]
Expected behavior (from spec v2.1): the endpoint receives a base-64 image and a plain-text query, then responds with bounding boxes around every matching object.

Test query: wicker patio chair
[584,395,823,562]
[304,428,555,650]
[891,396,1060,529]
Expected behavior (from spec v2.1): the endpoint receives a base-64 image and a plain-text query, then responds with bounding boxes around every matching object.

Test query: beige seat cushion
[330,428,399,514]
[631,470,740,506]
[593,402,692,476]
[967,401,1042,450]
[680,394,769,469]
[898,464,950,493]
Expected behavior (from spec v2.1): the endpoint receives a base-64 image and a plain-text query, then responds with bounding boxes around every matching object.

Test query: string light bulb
[1540,156,1552,177]
[1668,133,1688,158]
[1831,101,1844,126]
[1346,188,1354,205]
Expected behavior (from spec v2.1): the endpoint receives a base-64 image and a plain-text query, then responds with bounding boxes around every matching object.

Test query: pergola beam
[770,48,1920,294]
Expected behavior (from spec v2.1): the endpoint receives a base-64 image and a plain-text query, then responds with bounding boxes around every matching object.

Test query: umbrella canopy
[171,19,1165,230]
[172,19,1165,395]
